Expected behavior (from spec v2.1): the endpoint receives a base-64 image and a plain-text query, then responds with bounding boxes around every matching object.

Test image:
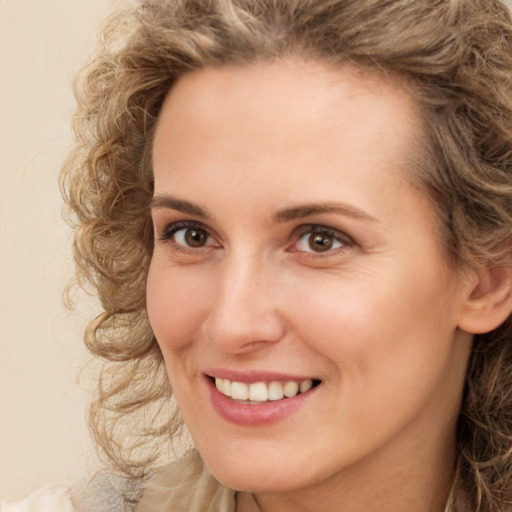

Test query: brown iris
[308,233,334,252]
[185,228,208,247]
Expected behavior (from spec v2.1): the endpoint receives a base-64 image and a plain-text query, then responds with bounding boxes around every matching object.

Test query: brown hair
[61,1,512,510]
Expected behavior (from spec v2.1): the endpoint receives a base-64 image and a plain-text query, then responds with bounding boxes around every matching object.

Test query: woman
[61,0,512,510]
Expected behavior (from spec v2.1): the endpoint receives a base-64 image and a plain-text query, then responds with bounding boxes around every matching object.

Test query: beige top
[1,487,75,512]
[136,451,236,512]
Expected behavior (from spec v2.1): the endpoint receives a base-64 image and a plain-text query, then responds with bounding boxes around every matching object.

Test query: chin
[197,442,321,493]
[209,464,302,493]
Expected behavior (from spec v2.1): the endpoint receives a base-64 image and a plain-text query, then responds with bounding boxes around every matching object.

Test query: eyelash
[157,221,354,257]
[291,225,354,257]
[159,220,218,253]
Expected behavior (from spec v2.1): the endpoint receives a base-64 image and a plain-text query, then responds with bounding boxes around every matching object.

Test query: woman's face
[147,60,474,496]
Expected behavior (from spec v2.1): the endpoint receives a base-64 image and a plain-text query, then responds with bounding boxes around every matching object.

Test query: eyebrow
[151,195,211,219]
[151,194,377,224]
[273,203,378,224]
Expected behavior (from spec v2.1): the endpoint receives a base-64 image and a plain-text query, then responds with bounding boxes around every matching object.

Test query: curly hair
[61,0,512,510]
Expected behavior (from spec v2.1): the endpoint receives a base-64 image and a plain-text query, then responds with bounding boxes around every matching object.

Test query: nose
[201,255,286,354]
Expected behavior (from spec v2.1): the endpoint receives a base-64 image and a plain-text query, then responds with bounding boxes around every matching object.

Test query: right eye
[173,226,211,248]
[160,221,219,250]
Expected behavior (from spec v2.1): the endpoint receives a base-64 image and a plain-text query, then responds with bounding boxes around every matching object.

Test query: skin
[147,60,477,512]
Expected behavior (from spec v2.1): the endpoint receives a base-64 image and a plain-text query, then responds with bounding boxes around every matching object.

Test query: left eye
[295,228,350,253]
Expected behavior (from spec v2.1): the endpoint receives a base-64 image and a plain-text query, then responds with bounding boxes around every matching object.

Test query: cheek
[290,267,461,382]
[289,273,466,443]
[146,262,210,354]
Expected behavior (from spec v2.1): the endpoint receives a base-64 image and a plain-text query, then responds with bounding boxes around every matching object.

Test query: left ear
[458,264,512,334]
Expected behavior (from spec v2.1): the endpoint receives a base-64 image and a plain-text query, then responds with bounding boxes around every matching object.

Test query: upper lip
[204,368,319,383]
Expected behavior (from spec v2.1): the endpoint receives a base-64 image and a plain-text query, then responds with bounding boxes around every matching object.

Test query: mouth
[206,375,321,405]
[204,373,321,426]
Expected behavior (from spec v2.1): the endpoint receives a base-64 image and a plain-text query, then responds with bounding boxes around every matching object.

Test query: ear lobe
[458,265,512,334]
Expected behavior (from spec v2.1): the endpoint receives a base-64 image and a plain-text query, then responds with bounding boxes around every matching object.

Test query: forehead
[153,59,424,197]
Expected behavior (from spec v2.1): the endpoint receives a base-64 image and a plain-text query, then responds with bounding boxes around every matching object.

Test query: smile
[207,374,321,426]
[215,378,316,403]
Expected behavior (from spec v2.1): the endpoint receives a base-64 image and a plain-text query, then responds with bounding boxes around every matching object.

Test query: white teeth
[215,378,231,397]
[215,378,315,402]
[299,380,313,393]
[283,381,299,398]
[268,381,284,400]
[249,382,268,401]
[222,379,232,397]
[230,381,249,400]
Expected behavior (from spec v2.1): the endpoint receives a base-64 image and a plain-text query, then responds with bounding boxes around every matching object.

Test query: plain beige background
[0,0,122,501]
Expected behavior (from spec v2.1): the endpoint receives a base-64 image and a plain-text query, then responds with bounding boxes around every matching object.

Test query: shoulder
[135,450,236,512]
[1,476,140,512]
[1,486,75,512]
[73,472,140,512]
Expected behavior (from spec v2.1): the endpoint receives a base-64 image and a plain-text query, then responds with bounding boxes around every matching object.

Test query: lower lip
[206,377,318,427]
